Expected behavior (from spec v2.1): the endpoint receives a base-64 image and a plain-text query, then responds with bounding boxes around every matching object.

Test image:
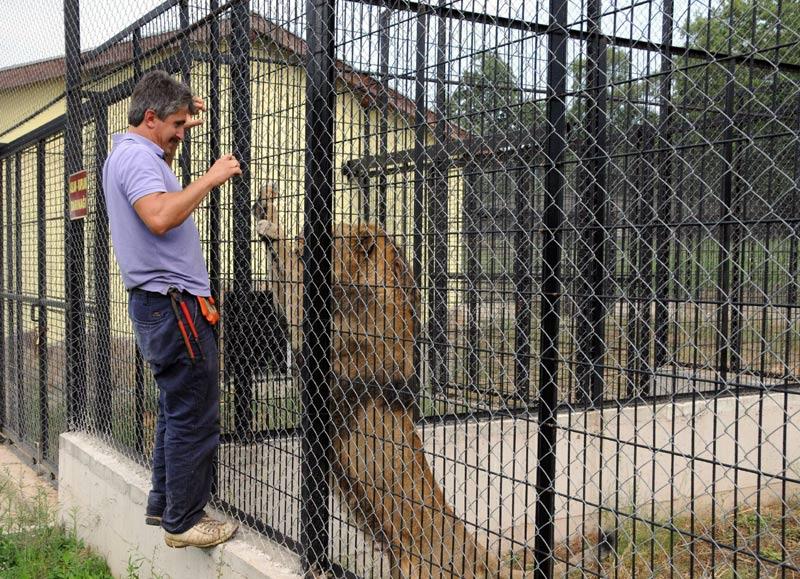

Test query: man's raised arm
[134,154,240,236]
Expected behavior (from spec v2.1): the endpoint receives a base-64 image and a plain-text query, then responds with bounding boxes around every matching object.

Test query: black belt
[128,287,194,297]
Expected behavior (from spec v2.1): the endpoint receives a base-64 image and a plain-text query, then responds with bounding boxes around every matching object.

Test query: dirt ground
[0,441,57,515]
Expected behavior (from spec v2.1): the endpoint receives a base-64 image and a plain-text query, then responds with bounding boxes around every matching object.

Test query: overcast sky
[0,0,697,69]
[0,0,166,69]
[0,0,706,102]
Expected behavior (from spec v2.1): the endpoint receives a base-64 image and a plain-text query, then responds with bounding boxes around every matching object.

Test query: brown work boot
[164,515,238,548]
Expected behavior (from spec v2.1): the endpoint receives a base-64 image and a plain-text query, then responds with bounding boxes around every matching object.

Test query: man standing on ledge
[102,69,241,548]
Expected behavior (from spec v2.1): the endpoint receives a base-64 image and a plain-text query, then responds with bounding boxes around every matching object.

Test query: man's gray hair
[128,70,197,126]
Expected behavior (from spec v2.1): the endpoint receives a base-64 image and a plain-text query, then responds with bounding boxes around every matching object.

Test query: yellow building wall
[2,41,468,342]
[0,79,66,144]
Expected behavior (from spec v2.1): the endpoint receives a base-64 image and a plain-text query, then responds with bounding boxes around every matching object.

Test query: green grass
[518,498,800,578]
[0,469,112,579]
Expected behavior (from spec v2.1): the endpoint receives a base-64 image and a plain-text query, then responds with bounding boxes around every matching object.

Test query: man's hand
[205,154,242,188]
[133,154,241,236]
[185,96,206,130]
[163,97,206,166]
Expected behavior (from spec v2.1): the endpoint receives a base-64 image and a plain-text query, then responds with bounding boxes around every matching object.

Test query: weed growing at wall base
[0,468,112,578]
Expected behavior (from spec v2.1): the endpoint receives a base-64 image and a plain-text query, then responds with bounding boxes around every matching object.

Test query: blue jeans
[128,289,220,534]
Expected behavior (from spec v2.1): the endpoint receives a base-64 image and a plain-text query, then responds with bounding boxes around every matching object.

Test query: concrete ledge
[58,432,302,579]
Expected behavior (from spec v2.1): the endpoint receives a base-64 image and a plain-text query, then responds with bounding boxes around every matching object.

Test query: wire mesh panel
[0,128,66,475]
[42,133,67,466]
[0,0,799,576]
[77,0,193,464]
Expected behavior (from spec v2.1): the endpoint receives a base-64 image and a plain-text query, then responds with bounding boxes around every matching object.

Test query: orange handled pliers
[197,296,219,325]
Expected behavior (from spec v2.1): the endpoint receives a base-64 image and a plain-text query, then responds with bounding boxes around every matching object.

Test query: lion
[253,183,518,578]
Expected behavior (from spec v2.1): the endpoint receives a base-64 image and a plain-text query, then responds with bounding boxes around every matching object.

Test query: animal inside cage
[0,0,798,576]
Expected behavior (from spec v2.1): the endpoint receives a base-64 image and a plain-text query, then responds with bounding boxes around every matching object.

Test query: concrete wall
[58,432,302,579]
[61,386,800,577]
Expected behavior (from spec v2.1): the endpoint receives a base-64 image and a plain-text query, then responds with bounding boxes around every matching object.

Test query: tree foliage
[447,52,539,136]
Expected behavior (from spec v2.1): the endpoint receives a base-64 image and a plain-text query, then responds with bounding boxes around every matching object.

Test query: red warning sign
[68,170,88,220]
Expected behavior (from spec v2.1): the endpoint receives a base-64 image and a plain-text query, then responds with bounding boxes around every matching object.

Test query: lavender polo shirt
[102,132,210,295]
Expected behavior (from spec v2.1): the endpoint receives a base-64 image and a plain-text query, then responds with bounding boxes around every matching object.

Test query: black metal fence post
[716,20,738,383]
[134,350,145,456]
[134,17,145,453]
[36,140,49,461]
[377,9,390,227]
[463,165,480,391]
[231,0,253,437]
[2,159,10,429]
[130,17,145,459]
[0,159,4,430]
[93,101,111,436]
[179,0,192,188]
[711,15,739,567]
[412,7,428,419]
[575,0,608,407]
[653,0,674,370]
[208,0,222,498]
[301,0,335,572]
[64,0,86,430]
[133,27,142,81]
[789,95,800,381]
[359,118,371,221]
[514,162,534,404]
[14,152,23,437]
[534,0,568,575]
[627,126,654,398]
[428,0,450,394]
[208,0,222,300]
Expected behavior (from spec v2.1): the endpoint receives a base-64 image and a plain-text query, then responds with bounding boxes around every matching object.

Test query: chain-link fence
[0,0,799,576]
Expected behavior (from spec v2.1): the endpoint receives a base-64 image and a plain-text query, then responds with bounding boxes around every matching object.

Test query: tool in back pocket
[168,288,204,361]
[197,295,220,326]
